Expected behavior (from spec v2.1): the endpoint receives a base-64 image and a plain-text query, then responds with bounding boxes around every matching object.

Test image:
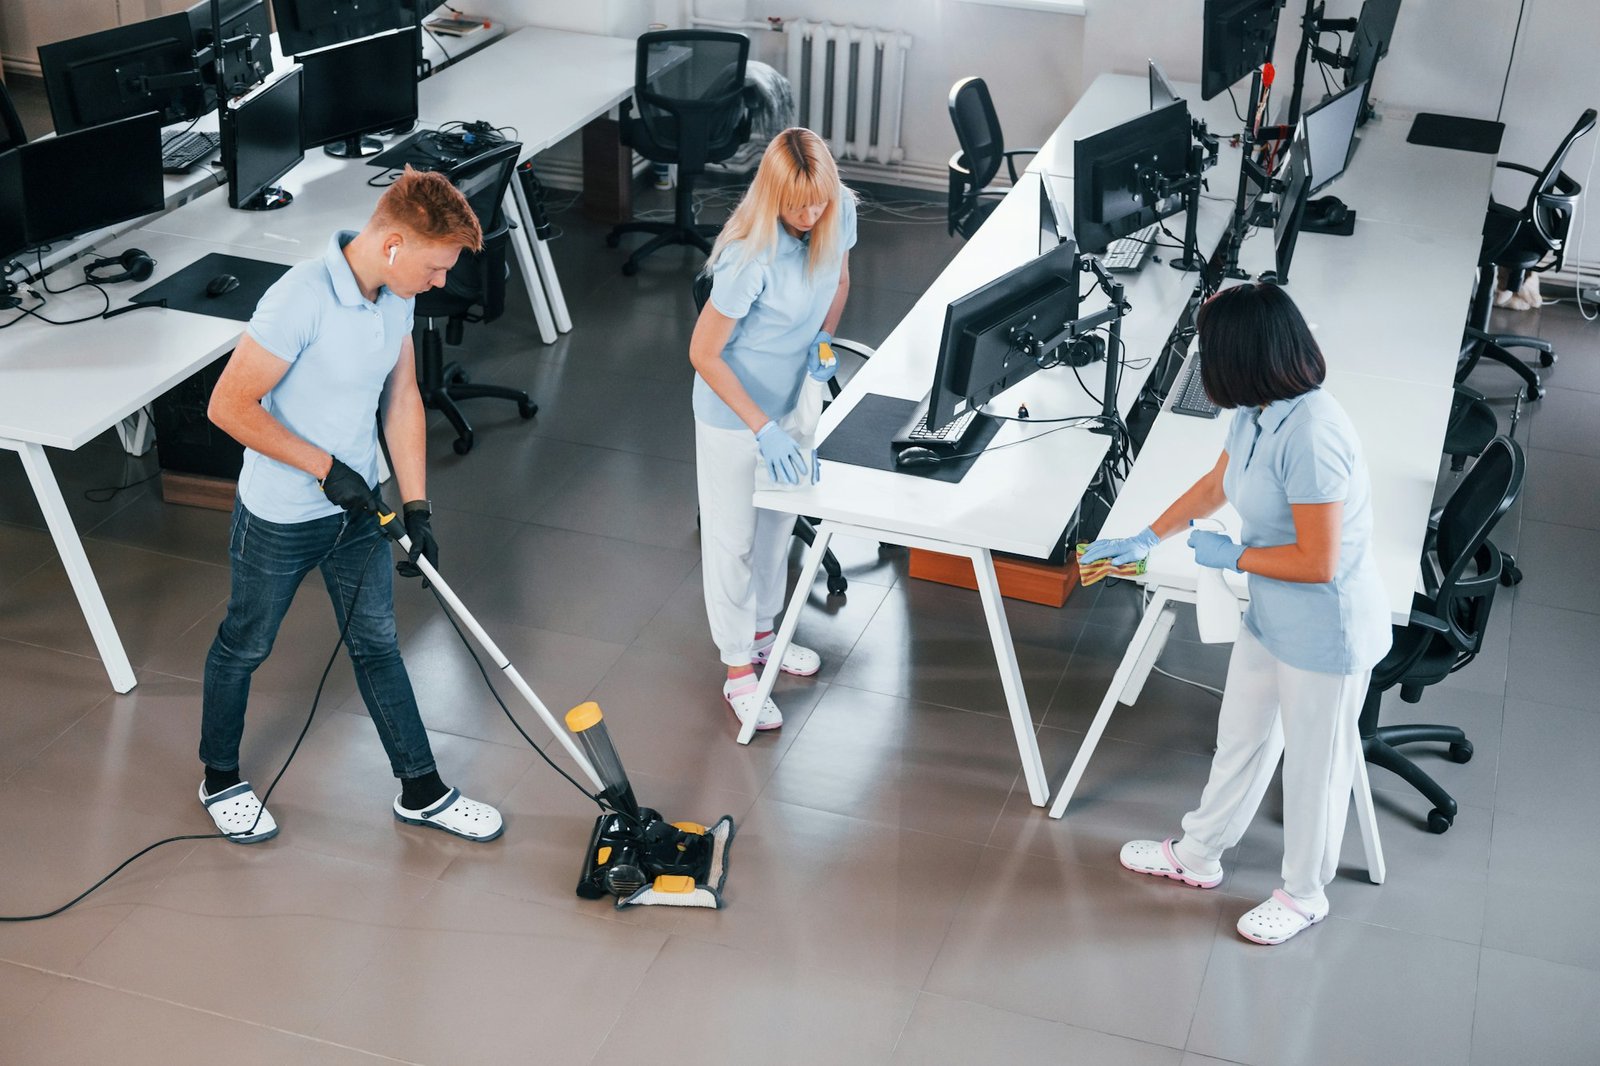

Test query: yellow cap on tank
[565,701,604,733]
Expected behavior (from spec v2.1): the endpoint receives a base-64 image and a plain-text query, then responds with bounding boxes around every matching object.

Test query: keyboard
[1171,352,1221,419]
[161,129,221,173]
[895,406,982,449]
[1102,223,1159,273]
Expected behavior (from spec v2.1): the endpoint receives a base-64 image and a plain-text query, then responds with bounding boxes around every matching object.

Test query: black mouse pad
[1407,113,1505,155]
[131,252,292,323]
[368,130,486,173]
[817,393,1001,484]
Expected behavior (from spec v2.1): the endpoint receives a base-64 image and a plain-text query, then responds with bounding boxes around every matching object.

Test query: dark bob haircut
[1196,282,1325,409]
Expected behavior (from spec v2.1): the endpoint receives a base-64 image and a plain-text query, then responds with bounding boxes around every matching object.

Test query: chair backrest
[633,30,750,173]
[0,81,27,152]
[1428,435,1525,655]
[948,77,1005,194]
[420,141,521,322]
[1521,108,1596,213]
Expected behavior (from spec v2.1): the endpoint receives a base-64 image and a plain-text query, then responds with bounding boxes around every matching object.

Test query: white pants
[1178,625,1369,904]
[694,400,815,668]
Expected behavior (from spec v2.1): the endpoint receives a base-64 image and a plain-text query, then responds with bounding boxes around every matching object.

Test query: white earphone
[387,245,398,266]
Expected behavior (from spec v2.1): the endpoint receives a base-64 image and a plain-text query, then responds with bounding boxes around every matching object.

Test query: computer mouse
[206,273,241,298]
[894,446,943,469]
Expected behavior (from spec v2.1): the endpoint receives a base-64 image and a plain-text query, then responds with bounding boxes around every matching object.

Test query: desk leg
[502,188,558,344]
[116,408,153,456]
[510,176,572,334]
[1351,744,1386,884]
[970,547,1049,806]
[14,442,136,693]
[740,525,833,746]
[1050,589,1176,818]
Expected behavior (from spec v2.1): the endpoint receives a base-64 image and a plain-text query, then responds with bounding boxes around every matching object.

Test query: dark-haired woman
[1079,283,1389,945]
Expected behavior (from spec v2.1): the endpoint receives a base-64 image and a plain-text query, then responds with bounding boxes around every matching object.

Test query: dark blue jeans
[201,502,437,780]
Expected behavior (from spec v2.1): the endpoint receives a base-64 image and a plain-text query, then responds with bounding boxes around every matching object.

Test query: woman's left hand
[806,331,837,383]
[1188,529,1245,571]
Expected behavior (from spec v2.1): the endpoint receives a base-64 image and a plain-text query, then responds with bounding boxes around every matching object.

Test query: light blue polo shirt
[692,190,858,429]
[1222,389,1391,675]
[237,230,414,524]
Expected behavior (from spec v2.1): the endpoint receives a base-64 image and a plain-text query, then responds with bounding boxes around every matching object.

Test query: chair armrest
[1406,608,1452,635]
[1002,147,1039,183]
[1495,161,1541,178]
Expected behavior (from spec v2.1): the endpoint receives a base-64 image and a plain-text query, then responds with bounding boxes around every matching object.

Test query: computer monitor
[1148,59,1179,110]
[927,240,1082,433]
[0,152,29,266]
[224,66,304,210]
[1302,79,1365,194]
[1345,0,1402,125]
[270,0,413,56]
[186,0,275,99]
[1072,101,1192,255]
[39,15,206,136]
[297,28,419,158]
[4,112,164,253]
[1039,173,1072,257]
[1201,0,1285,101]
[1271,131,1312,284]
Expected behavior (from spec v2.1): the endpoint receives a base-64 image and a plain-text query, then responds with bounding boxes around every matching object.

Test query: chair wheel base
[605,232,621,248]
[1448,740,1473,764]
[621,260,639,276]
[452,434,474,456]
[1427,809,1454,834]
[826,575,848,596]
[519,400,538,420]
[1526,383,1545,401]
[1538,351,1556,368]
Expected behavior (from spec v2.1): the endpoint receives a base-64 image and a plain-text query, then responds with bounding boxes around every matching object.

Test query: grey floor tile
[0,979,391,1066]
[1505,600,1600,710]
[1488,303,1600,395]
[596,937,919,1066]
[311,880,668,1066]
[891,992,1185,1065]
[1517,380,1600,458]
[672,798,986,989]
[77,485,233,564]
[1482,877,1600,972]
[1521,447,1600,530]
[1494,697,1600,820]
[1487,807,1600,887]
[1187,919,1478,1066]
[815,530,910,590]
[1512,519,1600,615]
[1471,948,1600,1066]
[0,639,113,782]
[765,684,1028,844]
[421,430,590,524]
[925,845,1222,1048]
[0,519,89,584]
[0,960,66,1031]
[1363,684,1504,817]
[523,360,700,463]
[533,446,700,552]
[0,429,153,534]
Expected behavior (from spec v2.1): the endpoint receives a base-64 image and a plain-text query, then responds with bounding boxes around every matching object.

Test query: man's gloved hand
[1079,526,1160,566]
[1188,529,1246,571]
[755,420,808,485]
[320,457,379,515]
[806,330,837,383]
[395,501,438,585]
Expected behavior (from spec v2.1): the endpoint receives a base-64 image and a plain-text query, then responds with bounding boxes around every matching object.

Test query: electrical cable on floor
[1152,665,1224,699]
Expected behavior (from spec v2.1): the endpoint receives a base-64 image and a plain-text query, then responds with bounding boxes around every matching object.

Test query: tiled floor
[3,75,1598,1061]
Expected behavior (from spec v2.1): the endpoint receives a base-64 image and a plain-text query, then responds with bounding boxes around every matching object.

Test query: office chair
[946,77,1037,240]
[0,81,27,151]
[1360,435,1524,834]
[690,271,872,597]
[1458,108,1596,401]
[1442,385,1498,473]
[414,141,537,456]
[607,30,751,276]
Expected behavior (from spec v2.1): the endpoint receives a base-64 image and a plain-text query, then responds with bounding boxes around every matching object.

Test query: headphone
[84,248,156,285]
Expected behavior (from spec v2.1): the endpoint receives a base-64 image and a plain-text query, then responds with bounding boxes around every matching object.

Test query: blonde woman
[690,128,857,732]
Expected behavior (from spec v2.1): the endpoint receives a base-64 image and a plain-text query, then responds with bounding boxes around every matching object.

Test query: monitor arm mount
[1217,66,1288,282]
[1143,117,1220,275]
[135,2,260,100]
[1286,0,1356,128]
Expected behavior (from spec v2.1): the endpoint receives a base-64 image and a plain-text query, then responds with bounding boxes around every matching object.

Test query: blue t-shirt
[692,191,858,429]
[1222,389,1392,675]
[237,230,415,523]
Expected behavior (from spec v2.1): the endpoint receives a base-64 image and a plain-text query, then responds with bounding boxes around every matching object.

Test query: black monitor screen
[1039,174,1072,257]
[39,15,205,135]
[11,112,164,249]
[297,29,419,151]
[1273,133,1312,283]
[1073,101,1192,254]
[1201,0,1284,101]
[226,67,305,209]
[271,0,412,56]
[187,0,275,99]
[928,240,1082,432]
[1303,79,1365,194]
[1148,59,1179,110]
[0,151,26,264]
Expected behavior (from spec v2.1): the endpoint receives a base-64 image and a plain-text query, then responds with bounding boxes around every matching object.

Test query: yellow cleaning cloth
[1076,544,1148,587]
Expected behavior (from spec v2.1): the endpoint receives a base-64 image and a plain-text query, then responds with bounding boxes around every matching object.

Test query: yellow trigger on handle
[818,340,835,366]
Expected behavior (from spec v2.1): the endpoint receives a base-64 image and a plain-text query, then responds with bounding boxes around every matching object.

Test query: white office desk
[0,229,306,692]
[739,76,1242,807]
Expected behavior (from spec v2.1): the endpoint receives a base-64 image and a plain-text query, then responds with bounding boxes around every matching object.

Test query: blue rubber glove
[755,421,809,485]
[1188,529,1246,571]
[1079,526,1160,566]
[806,330,837,383]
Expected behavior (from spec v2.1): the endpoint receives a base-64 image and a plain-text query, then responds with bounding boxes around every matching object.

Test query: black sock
[400,770,448,811]
[204,765,241,796]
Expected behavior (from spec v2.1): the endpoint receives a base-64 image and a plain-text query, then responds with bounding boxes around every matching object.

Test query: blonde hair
[707,128,853,276]
[372,166,483,252]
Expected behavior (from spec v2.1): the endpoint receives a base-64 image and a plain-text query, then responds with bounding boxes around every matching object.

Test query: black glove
[320,457,378,514]
[395,501,437,584]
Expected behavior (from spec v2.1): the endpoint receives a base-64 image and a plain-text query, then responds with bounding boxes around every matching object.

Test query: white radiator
[783,20,912,166]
